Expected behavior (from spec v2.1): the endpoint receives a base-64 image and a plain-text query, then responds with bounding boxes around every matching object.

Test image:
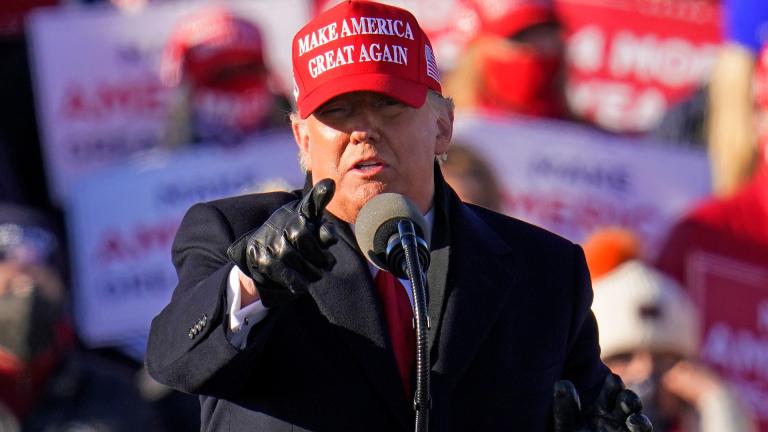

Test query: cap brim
[485,9,558,38]
[298,73,428,119]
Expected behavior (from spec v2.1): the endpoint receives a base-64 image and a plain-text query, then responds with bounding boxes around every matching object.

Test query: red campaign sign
[688,248,768,430]
[557,0,723,132]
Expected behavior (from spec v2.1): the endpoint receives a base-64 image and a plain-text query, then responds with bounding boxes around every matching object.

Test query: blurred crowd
[1,0,767,430]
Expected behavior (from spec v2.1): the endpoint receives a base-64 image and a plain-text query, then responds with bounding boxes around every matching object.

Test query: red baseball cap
[470,0,557,38]
[291,0,442,119]
[161,7,264,87]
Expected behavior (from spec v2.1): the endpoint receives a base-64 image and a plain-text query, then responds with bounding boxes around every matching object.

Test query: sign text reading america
[297,16,414,78]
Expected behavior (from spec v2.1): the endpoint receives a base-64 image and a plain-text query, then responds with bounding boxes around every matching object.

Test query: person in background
[0,203,157,431]
[653,41,768,432]
[656,40,768,284]
[592,260,756,432]
[706,0,768,196]
[440,143,503,212]
[160,6,291,147]
[443,0,567,118]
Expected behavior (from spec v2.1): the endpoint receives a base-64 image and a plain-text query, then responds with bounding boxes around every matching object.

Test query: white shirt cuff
[226,265,269,332]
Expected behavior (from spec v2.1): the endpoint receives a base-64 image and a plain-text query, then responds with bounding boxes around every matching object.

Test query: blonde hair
[707,43,760,196]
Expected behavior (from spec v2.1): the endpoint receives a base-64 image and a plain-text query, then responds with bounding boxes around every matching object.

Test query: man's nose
[349,108,382,144]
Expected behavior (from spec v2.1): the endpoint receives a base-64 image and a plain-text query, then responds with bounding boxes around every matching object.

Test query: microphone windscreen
[354,193,430,270]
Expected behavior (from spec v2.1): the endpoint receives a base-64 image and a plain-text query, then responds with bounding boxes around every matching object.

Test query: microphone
[354,193,430,278]
[354,193,432,432]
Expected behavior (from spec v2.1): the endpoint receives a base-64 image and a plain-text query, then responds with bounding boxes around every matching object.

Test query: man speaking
[146,1,651,431]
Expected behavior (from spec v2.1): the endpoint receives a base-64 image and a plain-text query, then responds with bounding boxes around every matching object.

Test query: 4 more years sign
[558,0,722,132]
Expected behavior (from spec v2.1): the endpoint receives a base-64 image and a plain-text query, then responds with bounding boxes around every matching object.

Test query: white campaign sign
[67,133,301,347]
[453,113,712,256]
[27,0,309,204]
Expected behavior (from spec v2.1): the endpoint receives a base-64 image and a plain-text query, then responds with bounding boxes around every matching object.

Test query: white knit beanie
[592,260,700,359]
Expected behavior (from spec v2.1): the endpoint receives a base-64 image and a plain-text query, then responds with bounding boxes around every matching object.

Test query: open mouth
[354,161,384,170]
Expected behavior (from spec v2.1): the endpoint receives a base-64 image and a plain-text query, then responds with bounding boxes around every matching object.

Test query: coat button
[188,331,195,339]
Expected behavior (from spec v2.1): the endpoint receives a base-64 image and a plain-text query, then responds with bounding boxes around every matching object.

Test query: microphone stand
[396,220,430,432]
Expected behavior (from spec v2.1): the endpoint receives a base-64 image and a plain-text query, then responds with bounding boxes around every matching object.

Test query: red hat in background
[292,0,442,119]
[161,7,265,87]
[469,0,557,38]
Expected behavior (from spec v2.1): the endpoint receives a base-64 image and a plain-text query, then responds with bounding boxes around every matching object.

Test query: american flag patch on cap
[425,44,440,83]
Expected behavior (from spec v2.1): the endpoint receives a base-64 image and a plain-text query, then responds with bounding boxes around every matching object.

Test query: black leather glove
[227,179,337,308]
[553,373,653,432]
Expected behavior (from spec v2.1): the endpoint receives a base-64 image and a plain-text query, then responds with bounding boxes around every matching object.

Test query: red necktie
[375,270,416,396]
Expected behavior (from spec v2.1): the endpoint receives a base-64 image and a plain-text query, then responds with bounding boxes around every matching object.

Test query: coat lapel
[429,186,519,385]
[301,168,516,425]
[425,172,451,354]
[307,219,413,429]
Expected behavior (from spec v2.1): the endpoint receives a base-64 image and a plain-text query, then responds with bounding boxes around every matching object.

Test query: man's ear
[434,104,454,155]
[292,118,311,170]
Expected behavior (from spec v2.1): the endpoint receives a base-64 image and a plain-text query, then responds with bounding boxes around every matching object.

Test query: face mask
[191,75,273,144]
[479,44,564,118]
[0,287,67,419]
[0,286,61,363]
[628,375,676,432]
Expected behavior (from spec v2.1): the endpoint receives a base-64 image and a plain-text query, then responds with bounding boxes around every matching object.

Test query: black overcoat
[146,171,608,431]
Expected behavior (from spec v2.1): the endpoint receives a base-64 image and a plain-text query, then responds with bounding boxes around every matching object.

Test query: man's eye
[378,98,405,112]
[318,105,348,116]
[382,98,403,106]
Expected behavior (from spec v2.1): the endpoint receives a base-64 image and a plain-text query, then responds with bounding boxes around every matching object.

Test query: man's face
[293,91,452,223]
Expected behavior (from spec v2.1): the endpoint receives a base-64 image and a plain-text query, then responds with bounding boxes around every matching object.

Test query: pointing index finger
[300,178,335,221]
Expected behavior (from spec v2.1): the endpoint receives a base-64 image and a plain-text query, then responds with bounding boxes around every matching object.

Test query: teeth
[357,161,378,167]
